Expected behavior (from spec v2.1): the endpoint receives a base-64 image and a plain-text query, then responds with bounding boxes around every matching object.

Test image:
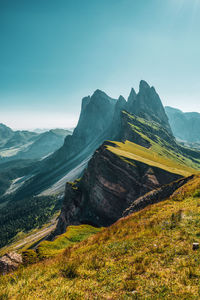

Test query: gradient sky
[1,0,200,129]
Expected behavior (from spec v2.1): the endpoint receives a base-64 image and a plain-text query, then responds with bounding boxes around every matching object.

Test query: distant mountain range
[0,125,72,162]
[165,106,200,144]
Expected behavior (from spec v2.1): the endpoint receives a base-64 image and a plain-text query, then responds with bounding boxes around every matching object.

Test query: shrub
[170,210,182,229]
[60,261,79,279]
[193,190,200,198]
[22,249,38,265]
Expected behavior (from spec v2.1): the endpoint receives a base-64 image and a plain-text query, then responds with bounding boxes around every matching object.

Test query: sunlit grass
[37,224,102,258]
[1,176,200,299]
[107,139,197,177]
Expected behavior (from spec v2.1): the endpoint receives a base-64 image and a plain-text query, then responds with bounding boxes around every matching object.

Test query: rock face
[165,106,200,143]
[123,175,194,217]
[55,141,181,234]
[12,90,117,198]
[127,81,172,134]
[0,252,22,275]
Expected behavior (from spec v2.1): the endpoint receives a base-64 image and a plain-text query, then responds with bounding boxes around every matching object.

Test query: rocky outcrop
[55,142,182,235]
[123,175,194,217]
[128,81,172,134]
[0,252,22,275]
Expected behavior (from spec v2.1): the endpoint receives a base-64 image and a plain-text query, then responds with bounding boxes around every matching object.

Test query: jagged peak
[92,89,109,98]
[139,80,151,91]
[81,96,90,110]
[127,88,136,103]
[118,95,126,103]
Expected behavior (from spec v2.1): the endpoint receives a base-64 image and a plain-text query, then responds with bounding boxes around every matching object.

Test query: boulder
[0,252,22,275]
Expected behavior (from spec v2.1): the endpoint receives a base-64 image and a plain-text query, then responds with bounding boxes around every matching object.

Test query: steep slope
[2,175,200,299]
[0,124,14,147]
[166,106,200,143]
[127,80,172,134]
[0,159,37,197]
[12,90,117,198]
[55,111,200,235]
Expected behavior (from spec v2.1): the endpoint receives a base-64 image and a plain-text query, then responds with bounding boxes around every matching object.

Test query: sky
[1,0,200,130]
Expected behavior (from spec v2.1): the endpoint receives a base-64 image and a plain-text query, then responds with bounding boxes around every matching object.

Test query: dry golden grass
[1,176,200,299]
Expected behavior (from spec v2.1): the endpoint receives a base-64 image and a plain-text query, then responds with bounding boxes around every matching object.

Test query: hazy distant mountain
[0,125,72,162]
[165,106,200,143]
[0,124,14,145]
[14,129,72,160]
[33,128,74,134]
[0,124,38,149]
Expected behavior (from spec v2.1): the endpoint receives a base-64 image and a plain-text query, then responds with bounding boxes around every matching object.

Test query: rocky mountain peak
[117,95,126,107]
[128,87,137,101]
[81,96,90,110]
[92,89,111,101]
[139,80,151,91]
[127,88,136,113]
[127,80,172,134]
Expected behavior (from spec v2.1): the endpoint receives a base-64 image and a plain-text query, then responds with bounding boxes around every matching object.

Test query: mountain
[0,128,71,162]
[7,129,72,161]
[0,90,117,247]
[0,124,39,150]
[11,81,171,199]
[166,106,200,143]
[0,124,14,146]
[55,111,200,235]
[3,131,38,149]
[1,80,200,250]
[1,82,200,297]
[10,90,117,198]
[127,81,172,134]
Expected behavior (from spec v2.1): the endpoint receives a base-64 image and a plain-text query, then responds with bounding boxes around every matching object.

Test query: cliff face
[13,90,117,198]
[49,89,117,166]
[123,175,194,217]
[55,141,181,234]
[54,104,198,236]
[128,81,172,134]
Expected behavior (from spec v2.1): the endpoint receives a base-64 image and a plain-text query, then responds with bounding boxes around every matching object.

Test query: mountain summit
[127,80,172,134]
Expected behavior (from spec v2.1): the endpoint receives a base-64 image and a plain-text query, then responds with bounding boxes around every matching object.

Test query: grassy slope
[36,225,102,258]
[1,113,200,298]
[107,140,197,177]
[1,176,200,299]
[106,112,200,177]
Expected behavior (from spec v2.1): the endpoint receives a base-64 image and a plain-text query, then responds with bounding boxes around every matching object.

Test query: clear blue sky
[1,0,200,129]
